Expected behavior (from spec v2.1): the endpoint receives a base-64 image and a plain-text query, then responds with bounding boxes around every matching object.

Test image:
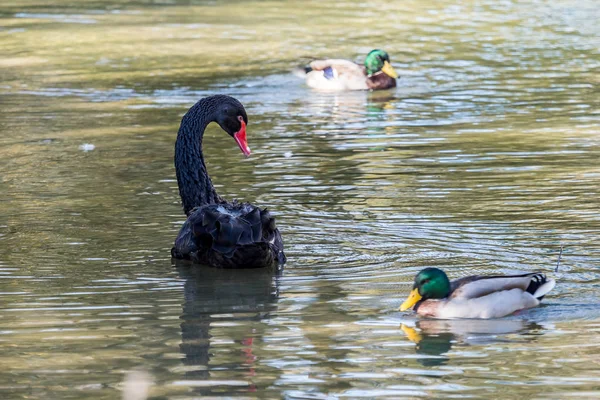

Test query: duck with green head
[301,49,398,91]
[400,267,555,319]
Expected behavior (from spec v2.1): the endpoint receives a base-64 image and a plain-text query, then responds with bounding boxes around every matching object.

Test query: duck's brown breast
[367,73,397,90]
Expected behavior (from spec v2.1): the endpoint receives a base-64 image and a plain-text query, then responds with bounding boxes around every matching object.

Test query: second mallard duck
[301,49,398,91]
[400,268,555,319]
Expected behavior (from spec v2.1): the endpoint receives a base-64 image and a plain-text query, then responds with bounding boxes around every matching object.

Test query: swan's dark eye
[238,116,244,123]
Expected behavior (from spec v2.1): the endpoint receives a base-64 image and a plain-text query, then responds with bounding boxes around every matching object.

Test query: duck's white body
[304,59,369,91]
[412,273,556,319]
[422,288,542,319]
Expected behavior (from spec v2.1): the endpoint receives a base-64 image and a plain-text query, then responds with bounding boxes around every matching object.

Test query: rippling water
[1,0,599,398]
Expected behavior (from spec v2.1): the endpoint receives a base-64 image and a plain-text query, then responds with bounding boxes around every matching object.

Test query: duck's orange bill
[400,288,422,311]
[234,120,251,157]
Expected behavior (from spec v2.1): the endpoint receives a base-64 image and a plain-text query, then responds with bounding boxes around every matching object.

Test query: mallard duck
[400,268,555,319]
[301,49,398,91]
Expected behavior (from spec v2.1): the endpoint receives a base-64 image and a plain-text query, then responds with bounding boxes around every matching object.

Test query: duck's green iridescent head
[364,49,398,78]
[400,268,451,311]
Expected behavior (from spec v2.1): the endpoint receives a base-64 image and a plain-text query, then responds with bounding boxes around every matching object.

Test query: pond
[1,0,599,398]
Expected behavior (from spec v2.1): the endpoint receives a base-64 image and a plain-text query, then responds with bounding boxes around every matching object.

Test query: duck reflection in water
[292,89,399,127]
[176,263,280,394]
[401,319,544,367]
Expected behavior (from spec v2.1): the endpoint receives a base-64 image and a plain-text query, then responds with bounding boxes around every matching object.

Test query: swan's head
[213,96,251,157]
[365,49,398,79]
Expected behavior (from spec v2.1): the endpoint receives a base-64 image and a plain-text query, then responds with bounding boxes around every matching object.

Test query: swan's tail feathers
[526,273,556,300]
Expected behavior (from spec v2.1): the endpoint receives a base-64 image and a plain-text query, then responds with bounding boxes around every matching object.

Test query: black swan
[170,95,286,269]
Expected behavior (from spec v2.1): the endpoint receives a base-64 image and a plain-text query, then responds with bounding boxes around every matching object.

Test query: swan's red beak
[233,120,251,157]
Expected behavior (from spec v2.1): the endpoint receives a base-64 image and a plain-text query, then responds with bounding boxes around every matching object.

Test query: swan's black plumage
[171,95,286,269]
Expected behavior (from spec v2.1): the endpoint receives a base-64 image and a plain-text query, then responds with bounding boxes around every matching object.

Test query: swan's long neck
[175,102,222,215]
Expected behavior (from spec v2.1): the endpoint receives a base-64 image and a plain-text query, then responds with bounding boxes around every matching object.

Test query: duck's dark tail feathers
[292,66,312,79]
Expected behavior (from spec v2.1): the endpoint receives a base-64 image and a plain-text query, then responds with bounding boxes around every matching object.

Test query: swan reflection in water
[175,263,280,395]
[401,319,545,366]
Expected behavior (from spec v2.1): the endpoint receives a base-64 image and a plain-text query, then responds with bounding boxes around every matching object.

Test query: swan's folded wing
[450,274,541,300]
[213,220,246,253]
[202,207,221,227]
[259,208,286,264]
[190,204,281,258]
[241,207,262,242]
[172,218,197,258]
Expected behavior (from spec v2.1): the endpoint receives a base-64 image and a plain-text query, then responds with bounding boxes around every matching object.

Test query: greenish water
[1,0,600,398]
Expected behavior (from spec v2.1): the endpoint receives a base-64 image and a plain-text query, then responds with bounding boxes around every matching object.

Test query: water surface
[1,0,600,398]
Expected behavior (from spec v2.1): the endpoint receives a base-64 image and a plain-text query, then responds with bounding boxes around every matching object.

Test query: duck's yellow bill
[382,61,398,79]
[400,288,422,311]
